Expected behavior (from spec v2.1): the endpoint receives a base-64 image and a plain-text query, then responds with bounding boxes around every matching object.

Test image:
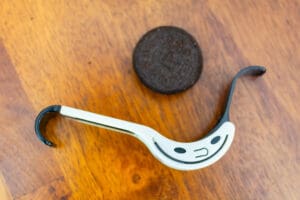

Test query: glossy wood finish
[0,1,299,199]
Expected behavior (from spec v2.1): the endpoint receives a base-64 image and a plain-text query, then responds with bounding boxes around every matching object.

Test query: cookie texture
[133,26,203,94]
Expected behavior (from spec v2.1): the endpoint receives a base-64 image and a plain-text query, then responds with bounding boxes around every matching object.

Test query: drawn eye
[211,136,221,144]
[174,147,186,153]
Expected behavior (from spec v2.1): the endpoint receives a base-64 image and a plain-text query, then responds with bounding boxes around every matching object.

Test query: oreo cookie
[133,26,203,94]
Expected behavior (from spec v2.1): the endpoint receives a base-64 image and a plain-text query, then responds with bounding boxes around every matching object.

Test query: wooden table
[1,1,299,199]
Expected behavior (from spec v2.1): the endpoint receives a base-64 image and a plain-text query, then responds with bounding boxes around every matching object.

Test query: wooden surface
[0,0,299,199]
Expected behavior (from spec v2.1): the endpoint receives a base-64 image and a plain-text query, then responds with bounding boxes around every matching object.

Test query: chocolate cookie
[133,26,203,94]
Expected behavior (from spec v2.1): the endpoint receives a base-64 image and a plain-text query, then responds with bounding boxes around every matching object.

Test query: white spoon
[35,66,266,170]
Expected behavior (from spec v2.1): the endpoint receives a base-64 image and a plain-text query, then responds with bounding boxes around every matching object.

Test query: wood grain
[0,0,299,199]
[0,172,12,200]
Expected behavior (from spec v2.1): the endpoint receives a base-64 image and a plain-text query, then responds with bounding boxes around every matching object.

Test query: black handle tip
[43,140,55,147]
[35,105,61,147]
[247,65,267,75]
